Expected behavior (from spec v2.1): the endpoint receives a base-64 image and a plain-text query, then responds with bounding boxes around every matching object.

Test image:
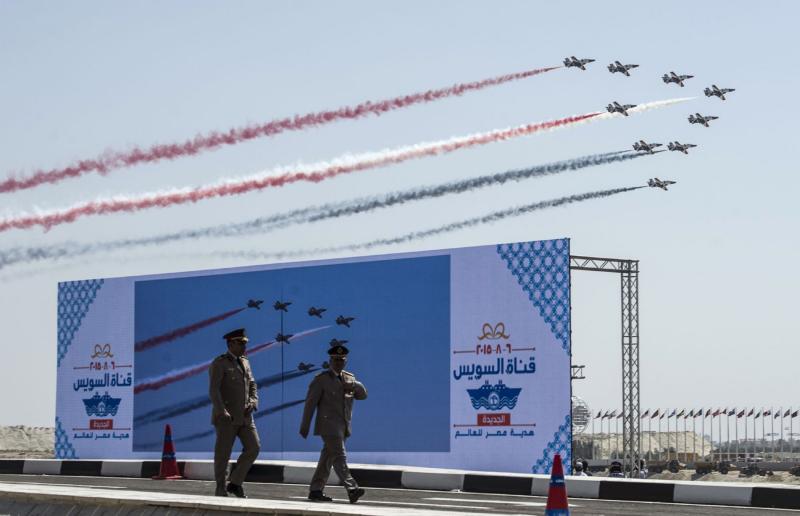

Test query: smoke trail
[134,325,329,394]
[140,398,306,447]
[216,186,646,261]
[134,367,319,426]
[1,66,559,193]
[134,307,246,352]
[0,150,656,271]
[0,111,606,233]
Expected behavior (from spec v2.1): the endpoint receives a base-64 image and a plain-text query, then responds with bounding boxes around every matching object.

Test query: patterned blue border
[54,416,77,459]
[496,239,571,354]
[532,414,572,474]
[57,279,104,367]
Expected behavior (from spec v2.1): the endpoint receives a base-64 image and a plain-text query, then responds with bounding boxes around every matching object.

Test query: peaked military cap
[328,344,349,357]
[223,328,248,343]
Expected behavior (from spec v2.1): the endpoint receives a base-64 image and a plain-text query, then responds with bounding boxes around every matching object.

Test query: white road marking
[427,497,557,507]
[290,496,490,510]
[2,481,128,489]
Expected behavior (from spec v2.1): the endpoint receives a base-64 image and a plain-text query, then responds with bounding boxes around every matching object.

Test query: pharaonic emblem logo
[477,322,510,341]
[82,391,122,417]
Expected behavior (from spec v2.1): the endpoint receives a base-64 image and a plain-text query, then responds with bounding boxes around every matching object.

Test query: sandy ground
[0,426,53,458]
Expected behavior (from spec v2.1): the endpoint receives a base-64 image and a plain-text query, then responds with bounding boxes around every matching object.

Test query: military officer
[299,344,367,503]
[209,328,260,498]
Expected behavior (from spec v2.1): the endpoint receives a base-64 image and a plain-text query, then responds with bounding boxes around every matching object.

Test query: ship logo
[466,380,522,410]
[83,391,122,417]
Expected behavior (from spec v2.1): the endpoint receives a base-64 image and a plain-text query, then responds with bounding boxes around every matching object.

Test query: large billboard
[56,239,572,474]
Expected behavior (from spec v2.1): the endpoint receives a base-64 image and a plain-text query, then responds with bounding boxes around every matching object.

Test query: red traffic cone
[152,424,183,480]
[544,453,569,515]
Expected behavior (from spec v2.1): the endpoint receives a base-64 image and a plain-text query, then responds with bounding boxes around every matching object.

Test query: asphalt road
[0,474,796,515]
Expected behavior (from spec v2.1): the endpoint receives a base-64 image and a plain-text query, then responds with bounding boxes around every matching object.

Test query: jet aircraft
[667,141,697,154]
[704,84,735,101]
[688,113,718,127]
[662,71,694,87]
[308,306,327,318]
[607,101,637,116]
[336,315,355,327]
[329,338,349,347]
[607,61,639,76]
[273,300,292,312]
[648,178,676,191]
[297,362,314,372]
[632,140,663,154]
[563,56,595,70]
[275,333,293,343]
[247,299,264,310]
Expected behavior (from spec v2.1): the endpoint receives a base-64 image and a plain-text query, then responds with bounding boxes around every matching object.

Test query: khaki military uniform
[209,352,260,488]
[300,369,367,492]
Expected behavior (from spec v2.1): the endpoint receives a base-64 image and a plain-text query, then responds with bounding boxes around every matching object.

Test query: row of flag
[595,408,800,419]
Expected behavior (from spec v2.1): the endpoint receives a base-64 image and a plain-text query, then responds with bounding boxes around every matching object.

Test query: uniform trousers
[310,435,358,492]
[213,420,260,487]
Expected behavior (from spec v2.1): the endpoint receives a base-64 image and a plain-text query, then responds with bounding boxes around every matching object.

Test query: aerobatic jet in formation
[275,333,293,343]
[607,61,639,76]
[563,56,595,70]
[688,113,718,127]
[668,141,697,154]
[607,101,637,116]
[273,300,292,312]
[329,338,349,347]
[297,362,314,372]
[336,315,355,327]
[247,299,264,310]
[648,178,676,191]
[308,306,327,318]
[704,84,735,101]
[662,71,694,87]
[632,140,663,154]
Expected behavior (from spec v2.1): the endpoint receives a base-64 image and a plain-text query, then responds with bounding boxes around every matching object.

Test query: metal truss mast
[570,255,640,475]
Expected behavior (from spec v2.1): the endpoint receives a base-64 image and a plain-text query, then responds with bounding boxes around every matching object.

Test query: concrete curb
[4,459,799,509]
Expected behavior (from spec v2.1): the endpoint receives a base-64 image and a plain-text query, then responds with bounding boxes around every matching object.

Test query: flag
[747,408,754,417]
[676,409,685,418]
[641,409,650,418]
[669,409,677,418]
[609,410,617,418]
[652,409,660,418]
[686,409,694,418]
[660,409,666,420]
[763,409,771,417]
[728,408,736,416]
[712,408,721,417]
[793,410,799,418]
[596,411,603,419]
[775,411,781,419]
[755,410,761,419]
[737,409,745,418]
[705,408,712,417]
[694,409,702,418]
[784,409,791,418]
[617,411,623,419]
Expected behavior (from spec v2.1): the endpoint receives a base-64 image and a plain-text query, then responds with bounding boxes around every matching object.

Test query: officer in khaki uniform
[209,328,260,498]
[300,344,367,503]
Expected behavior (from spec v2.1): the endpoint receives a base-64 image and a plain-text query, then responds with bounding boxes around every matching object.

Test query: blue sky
[1,1,799,426]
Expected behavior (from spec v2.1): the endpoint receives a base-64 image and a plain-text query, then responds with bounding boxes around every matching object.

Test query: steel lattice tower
[570,255,641,475]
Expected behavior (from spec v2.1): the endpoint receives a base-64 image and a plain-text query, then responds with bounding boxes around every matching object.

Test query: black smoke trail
[0,151,653,272]
[134,367,319,426]
[216,186,646,262]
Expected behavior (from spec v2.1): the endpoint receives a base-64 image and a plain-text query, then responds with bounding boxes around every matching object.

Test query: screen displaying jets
[275,332,293,343]
[273,300,292,312]
[607,101,637,116]
[704,84,735,101]
[246,299,263,310]
[632,140,663,153]
[667,141,697,154]
[607,61,639,76]
[688,113,718,127]
[648,178,676,191]
[297,362,314,372]
[662,71,694,87]
[336,315,355,327]
[308,306,327,318]
[329,338,349,347]
[563,56,595,70]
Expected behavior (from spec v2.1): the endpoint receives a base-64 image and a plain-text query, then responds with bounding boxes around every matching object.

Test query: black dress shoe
[226,482,247,498]
[214,486,228,497]
[347,487,365,504]
[308,490,333,502]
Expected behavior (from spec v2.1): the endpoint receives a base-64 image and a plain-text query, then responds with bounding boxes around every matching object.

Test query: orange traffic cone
[544,453,569,515]
[152,424,183,480]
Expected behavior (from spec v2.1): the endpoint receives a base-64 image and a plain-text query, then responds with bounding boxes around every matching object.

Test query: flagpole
[761,407,765,459]
[736,411,739,463]
[701,409,705,461]
[771,407,776,461]
[658,410,662,462]
[780,407,784,462]
[692,411,696,463]
[726,410,731,462]
[718,409,722,463]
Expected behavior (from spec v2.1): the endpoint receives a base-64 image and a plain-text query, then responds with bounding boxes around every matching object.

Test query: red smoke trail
[0,66,559,193]
[134,307,246,352]
[0,112,599,234]
[133,325,329,394]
